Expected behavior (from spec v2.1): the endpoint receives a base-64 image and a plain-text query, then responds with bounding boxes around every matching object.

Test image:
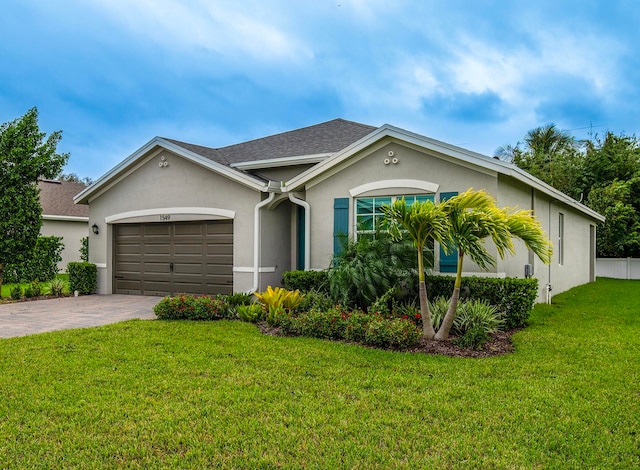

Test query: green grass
[0,278,638,468]
[0,274,69,299]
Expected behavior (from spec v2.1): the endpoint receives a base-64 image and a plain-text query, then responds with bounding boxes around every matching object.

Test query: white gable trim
[105,207,236,224]
[231,153,331,170]
[74,137,267,204]
[349,179,439,197]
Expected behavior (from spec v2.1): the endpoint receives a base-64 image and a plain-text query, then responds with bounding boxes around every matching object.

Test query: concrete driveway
[0,295,161,339]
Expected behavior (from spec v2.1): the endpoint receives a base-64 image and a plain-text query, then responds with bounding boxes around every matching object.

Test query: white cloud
[88,0,312,62]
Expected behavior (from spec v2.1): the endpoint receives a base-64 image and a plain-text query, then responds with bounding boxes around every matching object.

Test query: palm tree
[381,199,449,340]
[434,189,553,341]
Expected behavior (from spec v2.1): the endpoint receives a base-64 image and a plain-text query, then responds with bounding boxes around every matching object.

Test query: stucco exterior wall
[259,197,292,289]
[304,140,498,270]
[87,149,262,294]
[40,219,88,272]
[251,164,315,184]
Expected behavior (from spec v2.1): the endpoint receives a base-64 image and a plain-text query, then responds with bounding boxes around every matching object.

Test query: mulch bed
[0,294,71,304]
[258,323,520,358]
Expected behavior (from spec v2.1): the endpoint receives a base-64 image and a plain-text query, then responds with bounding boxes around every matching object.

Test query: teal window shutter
[439,191,458,273]
[333,198,349,256]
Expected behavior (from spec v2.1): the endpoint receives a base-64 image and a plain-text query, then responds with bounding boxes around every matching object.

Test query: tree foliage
[499,126,640,258]
[0,108,68,292]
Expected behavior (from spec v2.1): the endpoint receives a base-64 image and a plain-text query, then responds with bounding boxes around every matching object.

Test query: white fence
[596,258,640,280]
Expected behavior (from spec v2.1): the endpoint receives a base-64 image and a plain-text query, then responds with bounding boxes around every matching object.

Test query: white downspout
[288,192,311,270]
[250,192,276,293]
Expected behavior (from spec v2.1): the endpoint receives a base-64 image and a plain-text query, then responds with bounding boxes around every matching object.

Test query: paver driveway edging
[0,294,161,339]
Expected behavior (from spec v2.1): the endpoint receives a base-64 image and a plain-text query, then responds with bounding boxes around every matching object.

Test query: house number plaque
[160,214,171,221]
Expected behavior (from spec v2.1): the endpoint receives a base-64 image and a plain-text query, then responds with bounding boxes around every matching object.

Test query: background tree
[0,108,68,293]
[499,124,584,200]
[56,172,93,185]
[500,125,640,258]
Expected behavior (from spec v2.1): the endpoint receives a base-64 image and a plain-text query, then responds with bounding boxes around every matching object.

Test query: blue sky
[1,0,638,180]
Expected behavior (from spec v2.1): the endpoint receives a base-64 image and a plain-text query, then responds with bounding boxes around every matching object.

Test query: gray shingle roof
[38,180,89,218]
[163,118,376,166]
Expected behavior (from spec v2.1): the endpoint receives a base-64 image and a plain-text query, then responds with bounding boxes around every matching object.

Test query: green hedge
[426,276,538,328]
[68,262,97,294]
[282,270,329,293]
[154,295,233,320]
[4,236,63,283]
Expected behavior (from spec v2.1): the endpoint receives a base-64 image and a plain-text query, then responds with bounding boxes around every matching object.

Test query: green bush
[297,289,334,313]
[426,276,538,328]
[343,311,374,343]
[454,299,504,336]
[224,292,253,307]
[282,270,329,293]
[79,236,89,262]
[48,277,68,297]
[4,236,64,283]
[428,297,450,331]
[278,308,421,350]
[24,281,42,298]
[327,234,417,309]
[10,285,22,300]
[68,262,97,294]
[455,325,489,350]
[153,295,231,321]
[363,317,422,350]
[237,304,264,323]
[282,308,349,340]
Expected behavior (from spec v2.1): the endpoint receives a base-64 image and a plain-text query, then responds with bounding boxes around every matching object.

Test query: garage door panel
[115,221,233,296]
[206,221,233,234]
[144,224,171,237]
[174,243,203,255]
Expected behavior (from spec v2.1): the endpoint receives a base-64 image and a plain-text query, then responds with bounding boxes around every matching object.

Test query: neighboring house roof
[38,180,89,220]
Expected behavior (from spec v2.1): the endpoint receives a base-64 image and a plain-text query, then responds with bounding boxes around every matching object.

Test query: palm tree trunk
[434,251,464,341]
[417,248,436,339]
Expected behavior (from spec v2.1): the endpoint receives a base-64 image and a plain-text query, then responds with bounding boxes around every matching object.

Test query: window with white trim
[355,194,435,266]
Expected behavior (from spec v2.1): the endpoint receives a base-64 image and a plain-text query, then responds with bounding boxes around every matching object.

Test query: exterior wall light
[92,223,99,235]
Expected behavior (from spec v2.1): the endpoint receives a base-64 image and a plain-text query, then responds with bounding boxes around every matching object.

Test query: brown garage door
[114,220,233,296]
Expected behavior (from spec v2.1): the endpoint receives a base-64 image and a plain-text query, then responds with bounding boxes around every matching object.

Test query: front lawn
[0,274,69,300]
[0,278,638,468]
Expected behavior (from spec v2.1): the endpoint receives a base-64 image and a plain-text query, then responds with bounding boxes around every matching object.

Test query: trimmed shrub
[68,262,97,294]
[10,285,22,300]
[24,281,42,298]
[282,307,349,340]
[343,311,375,343]
[426,276,538,328]
[363,317,422,350]
[283,270,329,293]
[153,295,231,321]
